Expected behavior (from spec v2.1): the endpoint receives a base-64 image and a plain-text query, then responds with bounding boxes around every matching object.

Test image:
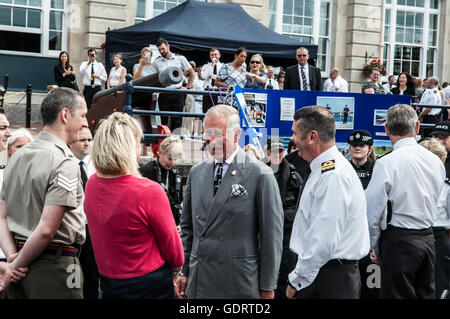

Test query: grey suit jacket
[181,148,284,299]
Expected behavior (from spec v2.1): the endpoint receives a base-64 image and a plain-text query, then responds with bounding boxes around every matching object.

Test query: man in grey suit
[175,104,284,299]
[284,47,322,91]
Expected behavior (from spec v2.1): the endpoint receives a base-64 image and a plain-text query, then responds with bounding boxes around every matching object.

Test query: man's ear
[384,123,390,137]
[60,107,70,124]
[415,121,420,135]
[309,130,319,144]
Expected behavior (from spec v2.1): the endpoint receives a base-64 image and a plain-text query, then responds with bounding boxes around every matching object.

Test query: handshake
[0,253,28,292]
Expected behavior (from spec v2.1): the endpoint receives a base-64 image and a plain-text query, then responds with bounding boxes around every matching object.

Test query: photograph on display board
[373,109,388,126]
[316,96,355,130]
[243,93,268,127]
[337,140,392,161]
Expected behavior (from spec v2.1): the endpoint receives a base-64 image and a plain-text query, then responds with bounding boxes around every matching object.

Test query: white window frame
[270,0,332,76]
[0,0,67,57]
[135,0,199,22]
[384,0,440,79]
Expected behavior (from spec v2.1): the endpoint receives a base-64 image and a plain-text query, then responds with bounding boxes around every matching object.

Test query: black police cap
[431,121,450,137]
[348,130,373,146]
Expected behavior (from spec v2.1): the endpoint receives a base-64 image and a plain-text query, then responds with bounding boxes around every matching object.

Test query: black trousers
[295,259,361,299]
[433,227,450,299]
[158,92,185,132]
[420,114,440,139]
[100,263,173,299]
[380,225,435,299]
[83,85,102,109]
[202,92,218,114]
[79,226,100,299]
[359,254,380,299]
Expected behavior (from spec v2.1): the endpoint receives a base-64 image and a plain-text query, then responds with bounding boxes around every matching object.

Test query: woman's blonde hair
[159,135,183,159]
[419,138,447,163]
[141,47,152,56]
[92,112,143,176]
[249,54,267,73]
[244,144,261,160]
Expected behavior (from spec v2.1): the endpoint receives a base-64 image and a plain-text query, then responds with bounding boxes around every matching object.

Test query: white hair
[204,104,240,133]
[7,128,33,147]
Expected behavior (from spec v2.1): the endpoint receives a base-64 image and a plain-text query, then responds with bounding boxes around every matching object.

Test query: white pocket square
[231,184,247,197]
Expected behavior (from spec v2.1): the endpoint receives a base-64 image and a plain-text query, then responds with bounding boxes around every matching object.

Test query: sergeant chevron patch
[58,174,78,192]
[321,160,335,173]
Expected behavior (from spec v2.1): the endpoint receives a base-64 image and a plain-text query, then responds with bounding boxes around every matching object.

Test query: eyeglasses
[250,61,261,64]
[297,54,308,57]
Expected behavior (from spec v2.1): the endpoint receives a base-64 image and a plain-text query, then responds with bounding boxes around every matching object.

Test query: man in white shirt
[265,66,279,90]
[79,48,107,109]
[443,84,450,106]
[382,75,396,94]
[366,104,445,299]
[323,68,348,93]
[418,76,443,138]
[152,38,195,133]
[201,48,223,113]
[68,127,98,299]
[286,106,370,299]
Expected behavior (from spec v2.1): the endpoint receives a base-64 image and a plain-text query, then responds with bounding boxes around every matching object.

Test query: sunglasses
[250,61,261,64]
[297,54,308,57]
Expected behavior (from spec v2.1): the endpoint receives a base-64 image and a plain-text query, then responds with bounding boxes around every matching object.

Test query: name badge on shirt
[321,160,335,173]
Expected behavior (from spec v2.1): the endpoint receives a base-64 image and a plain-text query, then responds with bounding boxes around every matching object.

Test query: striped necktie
[301,66,308,91]
[214,163,223,195]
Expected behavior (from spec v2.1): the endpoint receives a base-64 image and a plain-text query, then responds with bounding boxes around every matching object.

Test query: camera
[144,52,150,58]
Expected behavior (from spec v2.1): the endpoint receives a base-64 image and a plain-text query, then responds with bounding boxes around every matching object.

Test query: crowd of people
[0,42,448,300]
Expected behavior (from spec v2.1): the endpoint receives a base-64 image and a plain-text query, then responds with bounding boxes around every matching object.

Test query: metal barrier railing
[411,102,450,128]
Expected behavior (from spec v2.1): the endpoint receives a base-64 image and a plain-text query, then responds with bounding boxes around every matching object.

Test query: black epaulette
[377,150,392,159]
[0,165,5,169]
[445,177,450,186]
[321,160,335,173]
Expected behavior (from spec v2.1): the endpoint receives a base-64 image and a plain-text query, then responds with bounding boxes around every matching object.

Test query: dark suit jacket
[284,63,322,91]
[391,86,415,96]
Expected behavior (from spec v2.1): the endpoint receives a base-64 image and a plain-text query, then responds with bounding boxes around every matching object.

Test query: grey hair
[297,47,309,55]
[7,128,33,147]
[293,106,335,143]
[41,87,84,126]
[428,76,439,86]
[204,104,240,133]
[385,104,418,136]
[159,135,183,159]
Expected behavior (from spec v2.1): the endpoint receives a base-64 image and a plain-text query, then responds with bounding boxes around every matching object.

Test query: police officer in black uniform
[347,129,379,298]
[262,137,302,299]
[139,136,183,227]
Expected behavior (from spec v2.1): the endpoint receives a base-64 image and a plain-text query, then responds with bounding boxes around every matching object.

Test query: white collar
[393,137,417,150]
[214,146,240,166]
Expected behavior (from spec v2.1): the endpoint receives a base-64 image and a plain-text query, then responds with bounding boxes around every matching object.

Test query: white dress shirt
[201,61,223,89]
[152,53,191,89]
[365,137,445,256]
[420,88,442,115]
[0,166,4,259]
[297,64,310,91]
[214,147,239,178]
[435,181,450,229]
[80,60,107,87]
[265,77,279,90]
[323,75,348,93]
[443,86,450,105]
[383,83,392,94]
[289,145,370,291]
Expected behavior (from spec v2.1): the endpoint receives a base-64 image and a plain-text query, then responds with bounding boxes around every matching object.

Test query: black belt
[433,226,447,231]
[328,258,358,265]
[85,85,101,89]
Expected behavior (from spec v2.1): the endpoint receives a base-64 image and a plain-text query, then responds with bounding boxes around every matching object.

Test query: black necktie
[213,64,217,75]
[90,63,95,86]
[80,161,88,191]
[214,163,223,195]
[301,66,308,91]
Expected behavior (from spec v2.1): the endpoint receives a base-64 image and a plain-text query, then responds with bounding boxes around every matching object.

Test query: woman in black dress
[391,72,415,96]
[54,51,78,91]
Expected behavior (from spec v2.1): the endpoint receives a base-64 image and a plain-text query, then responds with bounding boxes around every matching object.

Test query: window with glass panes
[268,0,332,74]
[383,0,440,78]
[0,0,66,54]
[135,0,190,23]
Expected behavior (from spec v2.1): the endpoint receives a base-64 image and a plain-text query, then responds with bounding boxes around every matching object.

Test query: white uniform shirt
[265,77,279,90]
[383,83,392,94]
[80,60,107,87]
[288,145,370,291]
[365,137,445,256]
[323,75,348,93]
[152,53,191,89]
[420,88,442,115]
[435,181,450,229]
[201,61,223,89]
[443,86,450,105]
[297,64,311,91]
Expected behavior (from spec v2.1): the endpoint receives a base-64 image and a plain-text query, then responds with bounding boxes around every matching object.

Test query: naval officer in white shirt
[286,106,370,299]
[366,104,445,299]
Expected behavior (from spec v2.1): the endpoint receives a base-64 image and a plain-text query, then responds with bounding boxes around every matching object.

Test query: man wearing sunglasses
[284,47,322,91]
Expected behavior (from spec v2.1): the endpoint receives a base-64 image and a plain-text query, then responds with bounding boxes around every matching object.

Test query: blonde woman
[84,112,184,299]
[245,54,267,89]
[244,143,262,160]
[107,54,126,88]
[133,47,157,80]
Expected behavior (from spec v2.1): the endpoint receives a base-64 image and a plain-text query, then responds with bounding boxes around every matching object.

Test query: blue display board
[235,87,411,149]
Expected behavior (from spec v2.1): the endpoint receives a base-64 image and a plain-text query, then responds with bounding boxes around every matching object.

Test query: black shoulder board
[445,177,450,185]
[0,165,5,169]
[378,150,392,159]
[321,160,335,173]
